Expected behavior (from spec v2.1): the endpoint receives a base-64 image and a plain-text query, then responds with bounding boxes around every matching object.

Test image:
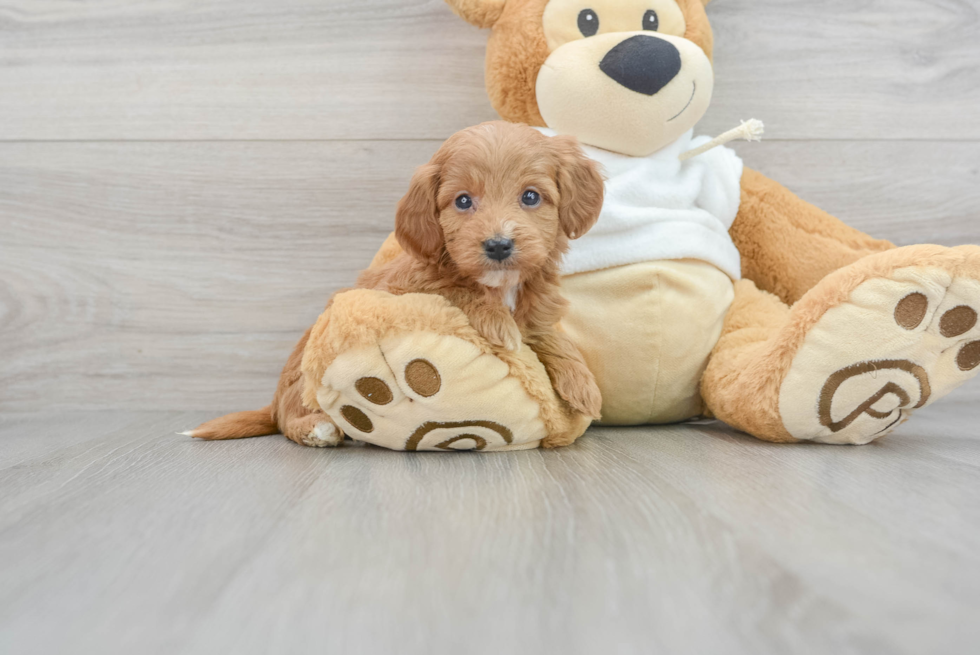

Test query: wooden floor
[0,405,978,654]
[2,0,980,652]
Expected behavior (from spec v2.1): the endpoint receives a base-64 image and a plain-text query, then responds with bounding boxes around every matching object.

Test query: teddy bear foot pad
[314,331,547,452]
[780,249,980,444]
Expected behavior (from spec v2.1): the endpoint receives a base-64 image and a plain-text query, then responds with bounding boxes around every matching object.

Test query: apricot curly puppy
[189,121,604,446]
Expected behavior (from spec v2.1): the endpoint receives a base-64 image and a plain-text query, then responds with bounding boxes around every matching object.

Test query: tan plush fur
[731,168,895,306]
[444,0,507,28]
[703,245,980,443]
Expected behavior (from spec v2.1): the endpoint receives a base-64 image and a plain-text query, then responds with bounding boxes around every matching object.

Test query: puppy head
[395,121,604,285]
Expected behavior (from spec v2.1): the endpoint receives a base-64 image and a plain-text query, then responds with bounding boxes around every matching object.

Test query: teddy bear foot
[314,332,547,451]
[779,245,980,444]
[301,290,590,451]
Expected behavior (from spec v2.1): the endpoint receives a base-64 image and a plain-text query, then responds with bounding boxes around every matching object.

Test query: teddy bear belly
[560,259,734,425]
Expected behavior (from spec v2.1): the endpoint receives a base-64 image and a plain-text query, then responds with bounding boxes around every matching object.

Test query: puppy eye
[455,194,473,211]
[577,9,599,37]
[642,9,659,31]
[521,189,541,207]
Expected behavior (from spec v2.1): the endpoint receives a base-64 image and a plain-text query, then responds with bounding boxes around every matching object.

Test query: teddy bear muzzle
[535,31,714,157]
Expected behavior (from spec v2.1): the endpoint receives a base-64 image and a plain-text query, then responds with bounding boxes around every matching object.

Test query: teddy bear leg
[700,279,796,442]
[301,289,589,451]
[731,167,895,306]
[703,245,980,444]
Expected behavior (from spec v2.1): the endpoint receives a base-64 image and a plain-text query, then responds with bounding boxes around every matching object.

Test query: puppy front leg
[527,330,602,419]
[467,301,523,352]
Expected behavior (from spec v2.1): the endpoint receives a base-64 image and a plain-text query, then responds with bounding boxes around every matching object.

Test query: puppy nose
[483,237,514,262]
[599,34,681,96]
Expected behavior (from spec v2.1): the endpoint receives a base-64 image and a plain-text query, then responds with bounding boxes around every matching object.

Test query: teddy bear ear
[443,0,507,29]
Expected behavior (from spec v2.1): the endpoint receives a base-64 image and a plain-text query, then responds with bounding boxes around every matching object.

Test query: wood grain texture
[1,0,978,141]
[0,406,978,654]
[2,140,978,411]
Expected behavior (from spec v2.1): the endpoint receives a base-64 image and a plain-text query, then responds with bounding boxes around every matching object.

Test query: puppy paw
[283,414,344,448]
[551,364,603,419]
[301,421,343,448]
[481,320,523,352]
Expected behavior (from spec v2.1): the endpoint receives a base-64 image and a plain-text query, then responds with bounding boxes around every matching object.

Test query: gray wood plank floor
[1,405,978,654]
[2,0,980,652]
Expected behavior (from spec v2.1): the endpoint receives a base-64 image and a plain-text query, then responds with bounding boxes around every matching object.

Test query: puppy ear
[551,135,605,240]
[395,162,444,261]
[444,0,507,29]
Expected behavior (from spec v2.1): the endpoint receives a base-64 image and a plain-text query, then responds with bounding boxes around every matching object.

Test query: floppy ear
[395,163,444,261]
[551,135,605,240]
[443,0,507,29]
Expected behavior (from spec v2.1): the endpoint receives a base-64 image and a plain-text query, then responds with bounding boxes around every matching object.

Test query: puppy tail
[181,406,279,441]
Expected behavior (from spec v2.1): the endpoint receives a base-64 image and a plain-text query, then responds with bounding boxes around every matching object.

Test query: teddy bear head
[446,0,715,157]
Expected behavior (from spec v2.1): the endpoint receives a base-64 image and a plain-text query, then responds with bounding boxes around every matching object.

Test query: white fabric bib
[537,128,744,280]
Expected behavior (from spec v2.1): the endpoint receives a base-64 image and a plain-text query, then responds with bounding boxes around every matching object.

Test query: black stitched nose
[484,237,514,261]
[599,35,681,96]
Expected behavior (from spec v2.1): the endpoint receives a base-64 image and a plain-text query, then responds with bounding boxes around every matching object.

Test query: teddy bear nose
[599,34,682,96]
[484,237,514,261]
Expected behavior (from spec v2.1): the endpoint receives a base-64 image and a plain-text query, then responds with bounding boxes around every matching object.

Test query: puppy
[188,121,604,446]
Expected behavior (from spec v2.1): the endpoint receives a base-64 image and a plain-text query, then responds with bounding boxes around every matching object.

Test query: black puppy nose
[484,237,514,261]
[599,34,682,96]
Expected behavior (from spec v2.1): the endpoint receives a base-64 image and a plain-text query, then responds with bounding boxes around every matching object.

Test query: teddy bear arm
[730,167,894,307]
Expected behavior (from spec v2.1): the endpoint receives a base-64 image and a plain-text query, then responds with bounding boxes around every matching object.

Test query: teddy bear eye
[577,9,599,37]
[455,194,473,211]
[643,9,659,31]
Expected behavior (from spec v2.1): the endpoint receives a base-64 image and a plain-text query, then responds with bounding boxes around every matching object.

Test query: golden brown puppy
[188,121,605,446]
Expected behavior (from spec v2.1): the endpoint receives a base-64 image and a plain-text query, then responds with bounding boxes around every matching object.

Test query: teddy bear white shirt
[537,128,744,280]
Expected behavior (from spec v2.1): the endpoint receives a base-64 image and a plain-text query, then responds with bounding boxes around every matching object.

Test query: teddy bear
[208,0,980,451]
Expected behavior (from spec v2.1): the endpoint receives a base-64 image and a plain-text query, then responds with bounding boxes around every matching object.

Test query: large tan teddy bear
[194,0,980,451]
